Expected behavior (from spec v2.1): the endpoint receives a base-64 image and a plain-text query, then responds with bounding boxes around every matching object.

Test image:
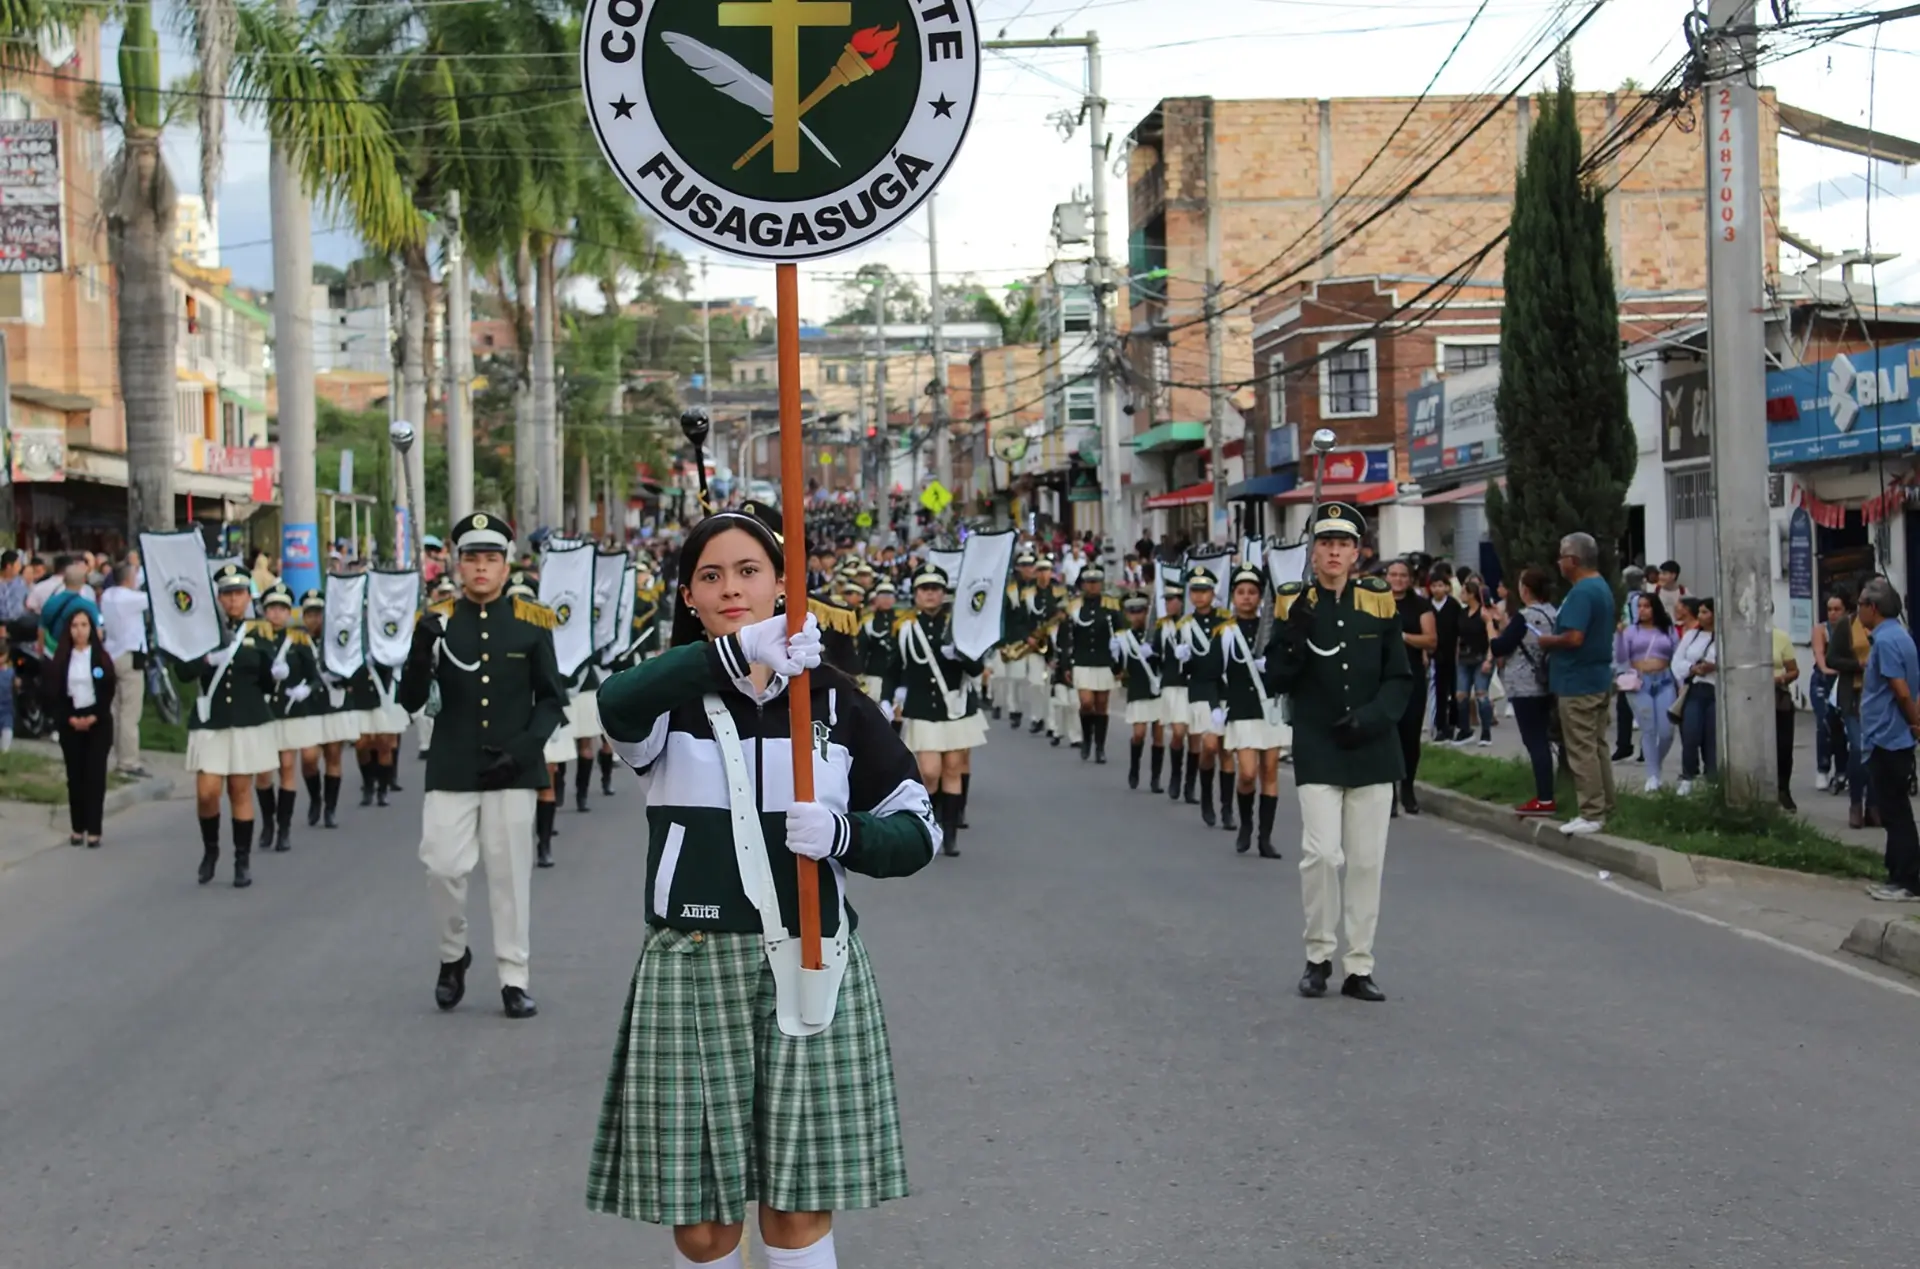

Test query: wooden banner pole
[776,262,823,971]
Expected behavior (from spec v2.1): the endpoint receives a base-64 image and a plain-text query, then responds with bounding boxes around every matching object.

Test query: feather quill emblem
[659,31,839,167]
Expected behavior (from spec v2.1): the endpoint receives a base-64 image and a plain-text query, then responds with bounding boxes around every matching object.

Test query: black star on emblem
[610,95,635,120]
[929,94,955,119]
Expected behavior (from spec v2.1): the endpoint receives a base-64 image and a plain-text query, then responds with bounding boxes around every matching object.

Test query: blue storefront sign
[1787,506,1813,644]
[1407,382,1444,479]
[1265,422,1298,469]
[1767,342,1919,468]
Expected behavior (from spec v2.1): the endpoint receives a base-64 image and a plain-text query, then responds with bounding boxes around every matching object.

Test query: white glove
[285,682,313,704]
[737,612,822,676]
[1254,656,1267,675]
[784,800,842,861]
[1140,642,1156,660]
[892,687,907,712]
[270,659,290,682]
[1174,642,1192,664]
[940,642,958,660]
[879,699,895,722]
[1108,636,1123,661]
[1211,707,1227,732]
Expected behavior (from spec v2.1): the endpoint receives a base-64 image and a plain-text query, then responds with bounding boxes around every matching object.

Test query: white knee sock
[673,1247,743,1269]
[763,1231,838,1269]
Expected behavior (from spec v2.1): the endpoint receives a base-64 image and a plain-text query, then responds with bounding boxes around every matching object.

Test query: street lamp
[389,418,423,574]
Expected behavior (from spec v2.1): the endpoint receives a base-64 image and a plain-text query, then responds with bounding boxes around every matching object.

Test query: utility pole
[1703,0,1773,807]
[927,193,950,493]
[1203,99,1228,542]
[984,33,1126,553]
[269,0,320,595]
[872,274,888,501]
[698,256,719,490]
[444,190,474,522]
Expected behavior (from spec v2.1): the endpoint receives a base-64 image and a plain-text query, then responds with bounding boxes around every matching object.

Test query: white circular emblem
[581,0,980,261]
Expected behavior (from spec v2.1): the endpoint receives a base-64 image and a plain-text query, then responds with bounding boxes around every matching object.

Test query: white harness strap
[901,616,967,719]
[1222,621,1284,729]
[1121,628,1161,696]
[702,693,849,1038]
[196,624,248,724]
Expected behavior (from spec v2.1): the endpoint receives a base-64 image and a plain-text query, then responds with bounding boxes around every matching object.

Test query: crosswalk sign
[855,511,873,528]
[919,481,953,515]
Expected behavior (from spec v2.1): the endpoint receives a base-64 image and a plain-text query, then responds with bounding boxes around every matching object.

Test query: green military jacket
[1061,594,1123,670]
[397,592,568,791]
[1152,615,1190,688]
[262,627,327,720]
[1000,575,1036,651]
[1264,575,1412,788]
[1180,606,1227,705]
[1117,621,1163,703]
[880,610,983,721]
[177,619,277,731]
[857,609,898,681]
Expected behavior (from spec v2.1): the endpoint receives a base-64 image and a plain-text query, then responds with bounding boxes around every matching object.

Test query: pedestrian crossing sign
[919,481,953,515]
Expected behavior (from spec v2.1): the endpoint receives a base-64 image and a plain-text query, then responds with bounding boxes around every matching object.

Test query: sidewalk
[0,740,185,874]
[1452,701,1864,842]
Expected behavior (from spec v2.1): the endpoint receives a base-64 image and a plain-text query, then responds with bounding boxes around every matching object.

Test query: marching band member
[1061,564,1123,764]
[1265,502,1411,1003]
[400,513,567,1020]
[1217,566,1287,859]
[256,583,323,854]
[856,581,898,703]
[181,563,281,888]
[1155,582,1192,802]
[302,589,353,828]
[1117,592,1166,791]
[884,563,984,857]
[587,504,935,1268]
[348,647,405,808]
[997,550,1039,730]
[1178,568,1229,828]
[1028,557,1068,735]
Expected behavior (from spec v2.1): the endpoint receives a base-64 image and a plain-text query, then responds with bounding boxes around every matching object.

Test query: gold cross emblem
[717,0,852,173]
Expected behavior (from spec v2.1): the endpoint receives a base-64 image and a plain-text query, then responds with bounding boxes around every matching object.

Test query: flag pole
[776,262,823,972]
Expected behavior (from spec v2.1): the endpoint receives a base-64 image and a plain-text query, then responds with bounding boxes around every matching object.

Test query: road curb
[1842,916,1920,978]
[0,772,176,874]
[1414,782,1701,892]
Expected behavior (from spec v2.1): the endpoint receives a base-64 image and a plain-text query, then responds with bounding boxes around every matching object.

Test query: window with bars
[1670,468,1715,521]
[1062,300,1093,334]
[1319,341,1375,417]
[1442,343,1499,374]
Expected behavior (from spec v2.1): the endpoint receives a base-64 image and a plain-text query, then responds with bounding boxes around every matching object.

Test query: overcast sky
[166,0,1918,322]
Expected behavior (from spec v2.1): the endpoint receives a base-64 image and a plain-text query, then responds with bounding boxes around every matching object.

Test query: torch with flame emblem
[732,25,901,171]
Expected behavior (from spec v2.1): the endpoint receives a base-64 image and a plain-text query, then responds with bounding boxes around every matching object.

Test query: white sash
[195,624,248,724]
[1221,621,1284,729]
[901,616,967,719]
[702,693,849,1039]
[1120,628,1161,696]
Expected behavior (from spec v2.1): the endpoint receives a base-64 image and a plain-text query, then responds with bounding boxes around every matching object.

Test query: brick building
[1122,91,1781,537]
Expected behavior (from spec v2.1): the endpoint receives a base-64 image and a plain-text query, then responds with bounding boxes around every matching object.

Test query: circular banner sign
[582,0,980,261]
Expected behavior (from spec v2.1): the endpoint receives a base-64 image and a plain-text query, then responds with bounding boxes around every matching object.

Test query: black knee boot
[1128,737,1145,789]
[1150,744,1165,793]
[256,787,277,851]
[535,800,556,868]
[1184,752,1201,804]
[936,791,960,857]
[1168,745,1184,800]
[598,749,616,795]
[1235,788,1255,853]
[1200,765,1217,827]
[232,818,254,888]
[1093,715,1109,764]
[385,757,402,792]
[575,757,593,812]
[322,773,341,827]
[197,814,220,885]
[1257,793,1281,858]
[1077,712,1093,760]
[358,758,376,806]
[304,771,322,826]
[374,759,391,807]
[1219,768,1237,831]
[957,773,970,829]
[275,788,295,852]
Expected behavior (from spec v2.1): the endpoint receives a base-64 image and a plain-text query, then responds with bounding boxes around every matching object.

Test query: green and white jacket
[598,638,938,936]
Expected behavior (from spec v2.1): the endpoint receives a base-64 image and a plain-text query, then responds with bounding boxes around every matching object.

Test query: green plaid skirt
[585,926,909,1226]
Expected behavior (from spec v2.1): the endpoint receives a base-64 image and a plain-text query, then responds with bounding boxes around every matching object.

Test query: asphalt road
[2,727,1917,1269]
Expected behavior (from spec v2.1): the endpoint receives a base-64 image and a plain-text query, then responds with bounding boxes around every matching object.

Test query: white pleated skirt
[1226,717,1291,751]
[1125,698,1165,725]
[276,715,328,752]
[358,704,410,736]
[186,723,281,776]
[569,689,603,740]
[1071,667,1116,692]
[1161,686,1190,721]
[902,713,988,753]
[321,708,361,745]
[1187,700,1219,735]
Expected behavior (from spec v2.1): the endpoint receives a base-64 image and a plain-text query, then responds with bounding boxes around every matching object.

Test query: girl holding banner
[1215,566,1288,859]
[883,563,984,857]
[180,564,282,888]
[299,589,352,829]
[253,583,324,854]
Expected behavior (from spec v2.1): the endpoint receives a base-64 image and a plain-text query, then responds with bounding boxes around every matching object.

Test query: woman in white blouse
[1671,597,1717,795]
[43,607,117,847]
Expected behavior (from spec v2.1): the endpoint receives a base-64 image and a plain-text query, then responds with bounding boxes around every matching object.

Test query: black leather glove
[476,745,519,790]
[1331,710,1367,749]
[408,612,443,666]
[1283,597,1316,647]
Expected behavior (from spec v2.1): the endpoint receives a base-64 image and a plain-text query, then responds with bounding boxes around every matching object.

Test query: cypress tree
[1485,70,1636,596]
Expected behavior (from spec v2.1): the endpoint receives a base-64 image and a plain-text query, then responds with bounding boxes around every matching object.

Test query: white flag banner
[928,548,963,588]
[324,572,368,679]
[603,564,639,667]
[365,569,420,668]
[592,550,627,652]
[1240,536,1265,574]
[951,529,1016,660]
[1188,547,1233,587]
[1265,540,1309,590]
[540,539,597,677]
[140,530,222,661]
[1153,559,1176,622]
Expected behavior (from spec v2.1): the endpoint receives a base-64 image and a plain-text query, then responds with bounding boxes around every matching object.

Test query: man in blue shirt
[1857,578,1920,901]
[1537,532,1617,834]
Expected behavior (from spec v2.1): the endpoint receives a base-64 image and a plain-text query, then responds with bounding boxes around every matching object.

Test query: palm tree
[973,285,1042,345]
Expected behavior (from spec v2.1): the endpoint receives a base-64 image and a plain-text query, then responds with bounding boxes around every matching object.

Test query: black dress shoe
[1049,734,1061,747]
[435,947,472,1011]
[1341,974,1386,1002]
[387,773,403,791]
[1400,781,1421,815]
[1257,841,1282,860]
[501,985,538,1019]
[1008,712,1023,729]
[1298,961,1332,998]
[1029,720,1044,735]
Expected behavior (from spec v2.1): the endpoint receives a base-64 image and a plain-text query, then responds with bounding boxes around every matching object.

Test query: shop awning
[220,387,270,414]
[1143,481,1213,510]
[1270,481,1398,505]
[1225,473,1298,500]
[1407,479,1493,506]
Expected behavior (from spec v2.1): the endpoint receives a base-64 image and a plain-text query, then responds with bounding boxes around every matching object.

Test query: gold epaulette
[426,600,455,620]
[1274,580,1307,619]
[892,612,917,637]
[514,596,558,629]
[807,596,860,637]
[1212,617,1235,637]
[1354,576,1397,619]
[1102,594,1122,612]
[246,619,274,638]
[285,629,312,647]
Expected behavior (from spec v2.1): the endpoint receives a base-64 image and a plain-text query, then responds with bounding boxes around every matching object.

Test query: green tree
[827,263,925,325]
[971,283,1040,345]
[1484,71,1634,594]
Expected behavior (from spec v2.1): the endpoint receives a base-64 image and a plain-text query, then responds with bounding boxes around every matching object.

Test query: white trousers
[416,713,435,750]
[1297,782,1393,978]
[1051,682,1080,743]
[420,788,538,989]
[111,650,144,770]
